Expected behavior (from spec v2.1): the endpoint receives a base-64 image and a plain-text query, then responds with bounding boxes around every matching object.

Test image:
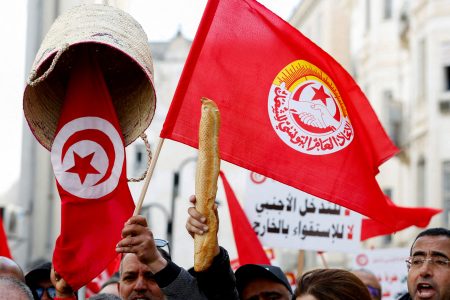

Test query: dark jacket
[154,246,238,300]
[190,247,239,300]
[397,293,412,300]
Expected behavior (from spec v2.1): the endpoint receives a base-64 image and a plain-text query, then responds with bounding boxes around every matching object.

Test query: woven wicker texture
[23,4,156,150]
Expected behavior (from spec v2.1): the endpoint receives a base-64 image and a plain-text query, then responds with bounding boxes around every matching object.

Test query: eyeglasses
[155,238,171,256]
[406,256,450,270]
[33,286,56,299]
[367,285,381,299]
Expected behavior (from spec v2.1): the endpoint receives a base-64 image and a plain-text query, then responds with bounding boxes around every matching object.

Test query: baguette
[194,97,221,272]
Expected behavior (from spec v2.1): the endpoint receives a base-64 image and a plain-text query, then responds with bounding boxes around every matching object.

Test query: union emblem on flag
[268,60,353,155]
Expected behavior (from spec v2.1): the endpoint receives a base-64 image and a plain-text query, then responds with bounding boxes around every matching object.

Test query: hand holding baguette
[194,97,221,272]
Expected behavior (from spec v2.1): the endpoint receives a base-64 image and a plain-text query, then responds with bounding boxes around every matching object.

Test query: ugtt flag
[161,0,398,224]
[50,52,134,290]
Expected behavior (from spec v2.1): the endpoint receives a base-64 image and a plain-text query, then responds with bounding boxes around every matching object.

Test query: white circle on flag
[51,117,124,199]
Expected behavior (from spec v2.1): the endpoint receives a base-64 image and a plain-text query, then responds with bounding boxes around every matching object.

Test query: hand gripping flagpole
[133,137,165,215]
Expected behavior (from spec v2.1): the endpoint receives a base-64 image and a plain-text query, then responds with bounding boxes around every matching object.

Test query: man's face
[119,254,166,300]
[407,235,450,300]
[31,279,55,300]
[242,277,291,300]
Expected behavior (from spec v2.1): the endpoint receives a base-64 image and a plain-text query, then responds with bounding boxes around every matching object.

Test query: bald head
[0,276,33,299]
[0,256,24,282]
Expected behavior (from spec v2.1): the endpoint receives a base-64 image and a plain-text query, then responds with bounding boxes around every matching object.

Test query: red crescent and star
[311,85,330,105]
[65,152,100,184]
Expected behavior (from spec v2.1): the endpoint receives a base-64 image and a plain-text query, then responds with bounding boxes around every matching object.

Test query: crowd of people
[0,196,448,300]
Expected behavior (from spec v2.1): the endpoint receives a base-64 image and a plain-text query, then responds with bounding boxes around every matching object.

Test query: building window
[418,38,427,101]
[417,157,426,207]
[442,161,450,226]
[384,90,402,147]
[445,65,450,91]
[382,188,393,244]
[133,143,148,177]
[383,0,392,19]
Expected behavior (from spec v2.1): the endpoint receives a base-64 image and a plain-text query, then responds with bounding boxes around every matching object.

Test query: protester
[50,268,76,299]
[185,195,239,299]
[0,276,34,299]
[50,193,237,300]
[294,268,372,300]
[116,212,236,300]
[235,264,292,300]
[0,256,25,282]
[351,269,382,300]
[49,215,193,300]
[398,227,450,300]
[25,261,56,300]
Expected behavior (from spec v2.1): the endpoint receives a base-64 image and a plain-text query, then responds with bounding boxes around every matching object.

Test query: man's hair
[295,268,372,300]
[0,276,34,299]
[410,227,450,254]
[89,293,122,300]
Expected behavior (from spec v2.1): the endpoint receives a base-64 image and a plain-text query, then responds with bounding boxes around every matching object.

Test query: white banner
[351,248,409,300]
[244,172,362,252]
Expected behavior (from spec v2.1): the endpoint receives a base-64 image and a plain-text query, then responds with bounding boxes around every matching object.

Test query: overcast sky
[0,0,300,195]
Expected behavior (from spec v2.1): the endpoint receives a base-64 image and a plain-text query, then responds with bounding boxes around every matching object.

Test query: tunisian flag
[161,0,398,224]
[361,196,441,241]
[220,171,270,266]
[50,52,135,290]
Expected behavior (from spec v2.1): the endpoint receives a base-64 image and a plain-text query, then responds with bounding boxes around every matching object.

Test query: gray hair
[0,276,33,299]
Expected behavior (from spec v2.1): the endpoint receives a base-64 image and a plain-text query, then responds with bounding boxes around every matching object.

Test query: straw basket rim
[23,3,156,151]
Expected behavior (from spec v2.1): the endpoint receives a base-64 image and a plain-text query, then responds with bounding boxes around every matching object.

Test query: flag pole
[297,250,305,278]
[317,251,329,268]
[134,138,165,215]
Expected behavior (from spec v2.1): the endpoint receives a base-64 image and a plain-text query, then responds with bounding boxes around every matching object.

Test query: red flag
[85,254,121,297]
[220,171,270,266]
[161,0,398,224]
[0,217,12,258]
[361,196,442,241]
[50,51,135,290]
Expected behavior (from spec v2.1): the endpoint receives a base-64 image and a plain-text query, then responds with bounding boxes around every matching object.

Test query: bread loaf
[194,97,221,272]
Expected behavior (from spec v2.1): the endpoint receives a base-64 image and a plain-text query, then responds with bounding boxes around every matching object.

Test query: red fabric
[0,217,11,258]
[160,0,398,224]
[50,52,134,290]
[361,196,442,241]
[85,254,120,297]
[220,171,270,266]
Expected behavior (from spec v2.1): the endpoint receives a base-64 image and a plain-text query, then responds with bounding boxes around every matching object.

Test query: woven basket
[23,4,156,150]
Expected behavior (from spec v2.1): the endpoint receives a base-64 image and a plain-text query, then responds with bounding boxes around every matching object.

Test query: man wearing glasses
[400,227,450,300]
[25,261,56,300]
[116,215,205,300]
[116,212,238,300]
